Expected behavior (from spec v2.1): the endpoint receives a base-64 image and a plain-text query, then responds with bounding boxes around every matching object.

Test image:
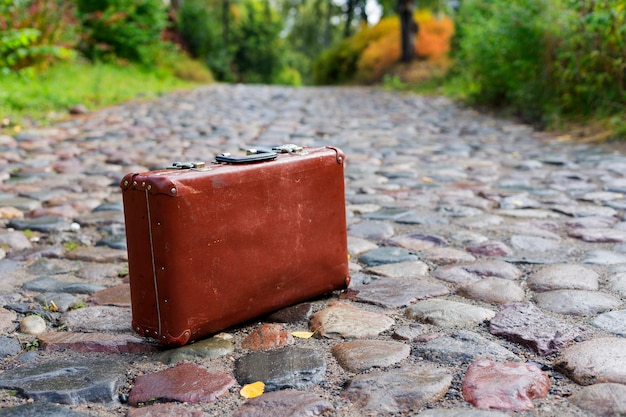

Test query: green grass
[0,59,210,130]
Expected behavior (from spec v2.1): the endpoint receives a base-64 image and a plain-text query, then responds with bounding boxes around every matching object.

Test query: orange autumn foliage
[356,11,454,83]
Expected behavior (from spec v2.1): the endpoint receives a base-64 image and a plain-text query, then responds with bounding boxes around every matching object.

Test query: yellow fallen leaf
[240,381,265,399]
[292,331,314,339]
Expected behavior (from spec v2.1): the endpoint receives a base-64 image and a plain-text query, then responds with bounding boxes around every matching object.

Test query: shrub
[75,0,168,66]
[454,0,625,126]
[179,0,298,85]
[454,0,556,122]
[551,0,626,116]
[315,11,455,85]
[0,0,77,74]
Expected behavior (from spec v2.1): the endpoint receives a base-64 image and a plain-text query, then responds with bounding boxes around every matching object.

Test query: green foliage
[454,0,555,122]
[0,0,77,75]
[0,60,198,128]
[179,0,299,85]
[454,0,626,128]
[75,0,168,66]
[551,0,626,116]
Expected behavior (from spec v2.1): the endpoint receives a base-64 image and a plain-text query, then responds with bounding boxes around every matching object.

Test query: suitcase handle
[215,150,278,164]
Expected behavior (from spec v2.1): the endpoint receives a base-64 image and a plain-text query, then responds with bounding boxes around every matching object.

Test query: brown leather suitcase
[120,146,350,346]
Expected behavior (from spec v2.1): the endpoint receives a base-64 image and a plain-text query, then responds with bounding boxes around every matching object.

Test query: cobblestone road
[0,85,625,416]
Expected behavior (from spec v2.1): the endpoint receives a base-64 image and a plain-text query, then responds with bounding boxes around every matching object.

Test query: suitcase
[120,146,350,346]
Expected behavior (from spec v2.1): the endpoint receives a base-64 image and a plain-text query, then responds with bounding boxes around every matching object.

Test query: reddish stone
[129,362,235,406]
[462,359,550,411]
[38,331,159,354]
[126,403,205,417]
[88,284,131,307]
[29,205,79,219]
[241,323,294,351]
[466,241,513,257]
[0,307,17,333]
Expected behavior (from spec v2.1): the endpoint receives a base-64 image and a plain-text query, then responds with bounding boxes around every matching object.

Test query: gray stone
[26,258,75,275]
[418,410,511,417]
[455,214,504,229]
[584,250,626,265]
[392,324,425,341]
[235,347,326,391]
[566,216,618,229]
[0,197,41,211]
[361,208,412,221]
[75,262,126,280]
[35,292,78,312]
[534,290,622,316]
[0,307,17,332]
[23,277,64,292]
[569,383,626,417]
[552,204,617,218]
[395,210,449,225]
[384,233,448,251]
[458,277,525,304]
[156,337,234,364]
[331,340,410,372]
[347,236,378,257]
[0,259,20,275]
[56,282,106,294]
[358,246,419,266]
[434,260,522,285]
[0,359,125,404]
[569,228,626,242]
[96,234,127,250]
[412,330,519,365]
[232,391,334,417]
[418,247,477,265]
[342,364,452,414]
[489,302,584,355]
[509,235,560,252]
[0,231,32,251]
[606,272,626,297]
[0,402,91,417]
[0,335,21,358]
[528,264,599,292]
[348,221,394,240]
[267,302,313,323]
[406,299,496,327]
[500,194,541,209]
[8,216,72,232]
[556,337,626,385]
[310,302,394,338]
[38,331,158,354]
[346,277,449,308]
[365,260,429,278]
[60,306,132,332]
[592,310,626,336]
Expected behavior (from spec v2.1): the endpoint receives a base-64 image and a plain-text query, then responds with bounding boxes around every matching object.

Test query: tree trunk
[344,0,356,38]
[223,0,230,47]
[399,0,417,63]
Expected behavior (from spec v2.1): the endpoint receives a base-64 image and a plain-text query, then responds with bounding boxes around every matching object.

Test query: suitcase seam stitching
[145,189,162,338]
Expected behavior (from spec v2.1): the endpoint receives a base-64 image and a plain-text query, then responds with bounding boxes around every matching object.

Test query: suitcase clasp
[167,161,209,170]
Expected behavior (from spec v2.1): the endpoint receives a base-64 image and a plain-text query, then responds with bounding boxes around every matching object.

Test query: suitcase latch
[167,161,209,170]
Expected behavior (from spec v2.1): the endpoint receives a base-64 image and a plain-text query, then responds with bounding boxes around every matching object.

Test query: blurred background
[1,0,624,140]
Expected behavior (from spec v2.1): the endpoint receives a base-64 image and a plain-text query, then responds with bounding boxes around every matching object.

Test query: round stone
[20,315,46,335]
[331,340,410,372]
[557,337,626,385]
[528,264,599,292]
[458,277,525,304]
[534,290,622,316]
[569,383,626,416]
